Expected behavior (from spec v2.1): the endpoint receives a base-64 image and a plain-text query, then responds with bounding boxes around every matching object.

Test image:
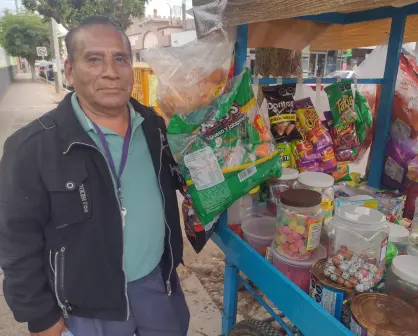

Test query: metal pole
[368,11,407,188]
[15,0,18,12]
[234,25,248,75]
[182,0,186,28]
[51,18,63,93]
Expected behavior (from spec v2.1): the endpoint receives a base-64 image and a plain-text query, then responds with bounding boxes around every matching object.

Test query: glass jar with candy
[275,189,323,260]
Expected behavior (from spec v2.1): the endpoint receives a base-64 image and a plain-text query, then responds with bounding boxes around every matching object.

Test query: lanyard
[91,115,132,206]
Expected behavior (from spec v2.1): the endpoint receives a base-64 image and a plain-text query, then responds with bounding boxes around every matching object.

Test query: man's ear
[64,59,74,86]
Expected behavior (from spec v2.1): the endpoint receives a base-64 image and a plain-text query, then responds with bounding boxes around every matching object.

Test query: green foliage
[0,11,50,64]
[23,0,148,31]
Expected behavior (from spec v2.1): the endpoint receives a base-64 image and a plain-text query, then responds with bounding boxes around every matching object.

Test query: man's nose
[102,59,119,79]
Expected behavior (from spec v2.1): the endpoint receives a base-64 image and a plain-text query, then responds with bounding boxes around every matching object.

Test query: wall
[171,30,197,47]
[0,48,14,101]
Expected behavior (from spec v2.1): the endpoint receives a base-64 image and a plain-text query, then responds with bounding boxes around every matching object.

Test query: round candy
[337,277,345,285]
[349,278,359,286]
[367,264,377,273]
[294,239,303,249]
[324,268,332,277]
[355,284,365,292]
[289,220,298,230]
[339,262,350,272]
[344,280,354,289]
[280,235,288,243]
[282,226,291,235]
[354,272,362,280]
[330,273,338,282]
[289,244,298,252]
[287,235,296,244]
[291,231,302,239]
[295,225,305,235]
[296,214,306,225]
[342,272,351,280]
[341,250,354,260]
[348,267,357,275]
[299,246,308,254]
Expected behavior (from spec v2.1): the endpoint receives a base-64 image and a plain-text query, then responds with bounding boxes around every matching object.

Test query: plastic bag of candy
[262,84,301,142]
[166,70,282,225]
[141,30,235,118]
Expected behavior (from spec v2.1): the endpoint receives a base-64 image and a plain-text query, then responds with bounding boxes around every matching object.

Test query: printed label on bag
[238,165,257,182]
[384,156,404,184]
[184,146,225,191]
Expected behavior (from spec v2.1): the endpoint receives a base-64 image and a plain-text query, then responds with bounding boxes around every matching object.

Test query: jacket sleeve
[158,115,186,193]
[0,137,61,333]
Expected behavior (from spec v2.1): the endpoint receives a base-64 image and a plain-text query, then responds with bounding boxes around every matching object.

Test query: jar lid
[278,168,299,181]
[351,293,418,335]
[271,244,326,267]
[335,205,386,230]
[391,255,418,285]
[385,242,398,266]
[280,189,322,208]
[388,223,410,243]
[298,172,334,188]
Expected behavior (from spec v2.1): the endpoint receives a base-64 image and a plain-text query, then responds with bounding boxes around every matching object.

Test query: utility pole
[50,18,63,93]
[182,0,186,28]
[15,0,18,12]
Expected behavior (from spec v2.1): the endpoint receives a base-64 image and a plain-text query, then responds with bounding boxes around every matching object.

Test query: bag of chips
[325,80,358,125]
[167,70,282,225]
[277,142,295,168]
[262,84,301,142]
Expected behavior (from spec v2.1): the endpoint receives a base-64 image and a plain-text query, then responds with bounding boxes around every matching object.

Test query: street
[0,75,221,336]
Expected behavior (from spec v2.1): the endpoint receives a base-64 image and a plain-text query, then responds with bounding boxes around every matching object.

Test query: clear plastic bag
[141,30,235,118]
[167,70,282,225]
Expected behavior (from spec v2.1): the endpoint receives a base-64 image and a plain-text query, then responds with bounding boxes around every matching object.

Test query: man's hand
[30,318,67,336]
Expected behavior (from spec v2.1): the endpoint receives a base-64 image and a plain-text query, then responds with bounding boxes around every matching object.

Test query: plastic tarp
[191,0,418,50]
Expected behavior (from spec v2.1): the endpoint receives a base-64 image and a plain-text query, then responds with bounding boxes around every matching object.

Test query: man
[0,16,189,336]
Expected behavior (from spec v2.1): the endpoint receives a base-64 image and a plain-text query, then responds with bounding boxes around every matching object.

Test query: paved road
[0,75,221,336]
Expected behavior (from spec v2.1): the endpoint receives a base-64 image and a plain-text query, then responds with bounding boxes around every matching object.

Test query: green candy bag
[168,70,282,225]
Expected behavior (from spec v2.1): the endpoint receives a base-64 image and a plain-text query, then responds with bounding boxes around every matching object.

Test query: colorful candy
[324,245,382,292]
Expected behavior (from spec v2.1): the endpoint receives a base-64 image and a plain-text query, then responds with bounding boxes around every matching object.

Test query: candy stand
[192,2,418,336]
[143,1,418,335]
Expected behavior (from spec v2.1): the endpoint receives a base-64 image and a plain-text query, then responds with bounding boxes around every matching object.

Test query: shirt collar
[71,92,144,135]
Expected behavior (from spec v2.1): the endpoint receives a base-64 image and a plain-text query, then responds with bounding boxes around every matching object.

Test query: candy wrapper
[141,30,235,118]
[262,84,301,142]
[167,70,282,225]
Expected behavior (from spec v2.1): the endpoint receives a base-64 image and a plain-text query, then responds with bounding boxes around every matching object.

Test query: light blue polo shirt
[71,93,165,282]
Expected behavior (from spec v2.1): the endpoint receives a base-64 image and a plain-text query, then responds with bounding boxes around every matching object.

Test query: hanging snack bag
[295,98,333,151]
[325,80,357,125]
[167,70,282,225]
[319,146,338,173]
[277,142,295,168]
[262,84,301,142]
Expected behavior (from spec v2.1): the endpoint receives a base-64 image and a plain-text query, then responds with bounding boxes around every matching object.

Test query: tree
[23,0,148,31]
[255,48,302,103]
[0,11,50,81]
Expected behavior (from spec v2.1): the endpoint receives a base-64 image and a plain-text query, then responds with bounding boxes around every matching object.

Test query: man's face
[65,25,134,112]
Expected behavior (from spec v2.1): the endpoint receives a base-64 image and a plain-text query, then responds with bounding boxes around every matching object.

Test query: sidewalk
[0,77,222,336]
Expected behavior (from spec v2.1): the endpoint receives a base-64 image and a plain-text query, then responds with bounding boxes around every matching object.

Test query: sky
[0,0,21,14]
[145,0,193,18]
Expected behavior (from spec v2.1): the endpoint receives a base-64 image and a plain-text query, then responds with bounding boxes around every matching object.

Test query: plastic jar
[227,194,253,237]
[275,189,323,260]
[242,217,276,256]
[325,205,389,292]
[266,168,299,214]
[388,223,410,255]
[271,244,326,293]
[385,255,418,311]
[296,172,334,222]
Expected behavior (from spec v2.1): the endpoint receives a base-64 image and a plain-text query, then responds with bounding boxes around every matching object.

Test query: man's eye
[88,57,101,64]
[115,56,127,64]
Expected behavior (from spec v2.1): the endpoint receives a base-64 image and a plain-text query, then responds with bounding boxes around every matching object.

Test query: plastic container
[242,217,277,256]
[227,194,253,237]
[325,205,389,292]
[350,293,418,336]
[275,189,323,261]
[388,223,410,255]
[310,259,354,328]
[271,244,326,292]
[269,168,299,203]
[297,172,334,221]
[385,255,418,311]
[408,244,418,256]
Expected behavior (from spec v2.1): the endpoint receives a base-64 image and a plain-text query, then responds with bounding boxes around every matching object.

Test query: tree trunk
[29,61,37,81]
[255,48,302,104]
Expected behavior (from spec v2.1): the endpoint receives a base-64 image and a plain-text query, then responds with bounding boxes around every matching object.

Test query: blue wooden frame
[212,5,410,336]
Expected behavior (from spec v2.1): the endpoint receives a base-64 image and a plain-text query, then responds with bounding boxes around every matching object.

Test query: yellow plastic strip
[186,150,279,186]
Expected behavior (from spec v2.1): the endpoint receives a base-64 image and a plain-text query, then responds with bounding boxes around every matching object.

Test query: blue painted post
[222,256,239,334]
[368,12,407,188]
[234,24,248,75]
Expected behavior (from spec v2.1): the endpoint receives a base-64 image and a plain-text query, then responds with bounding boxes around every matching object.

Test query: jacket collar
[50,93,152,154]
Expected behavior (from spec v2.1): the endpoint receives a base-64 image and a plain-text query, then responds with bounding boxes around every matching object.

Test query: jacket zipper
[54,247,68,318]
[63,142,130,320]
[158,128,174,295]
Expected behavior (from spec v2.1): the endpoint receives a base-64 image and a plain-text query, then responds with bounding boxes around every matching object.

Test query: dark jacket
[0,95,183,333]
